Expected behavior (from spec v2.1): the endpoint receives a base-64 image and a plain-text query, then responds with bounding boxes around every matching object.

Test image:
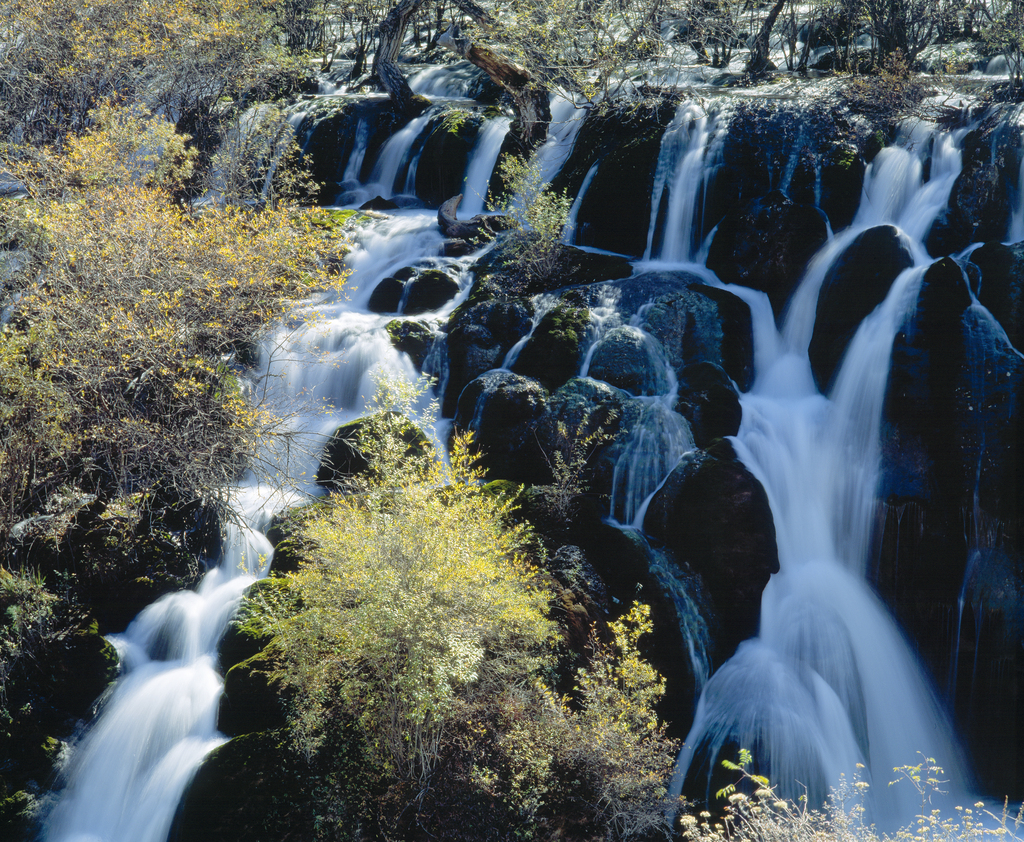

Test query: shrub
[244,377,679,840]
[492,152,573,284]
[0,103,348,548]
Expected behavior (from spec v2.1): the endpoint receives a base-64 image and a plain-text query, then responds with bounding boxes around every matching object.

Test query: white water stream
[670,121,973,827]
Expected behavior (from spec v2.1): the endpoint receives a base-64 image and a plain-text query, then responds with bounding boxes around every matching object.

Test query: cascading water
[460,117,511,216]
[645,101,723,263]
[38,73,1017,842]
[671,123,973,828]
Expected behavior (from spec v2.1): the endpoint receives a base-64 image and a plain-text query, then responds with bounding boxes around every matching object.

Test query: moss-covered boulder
[218,649,290,737]
[551,99,679,257]
[510,302,591,390]
[442,300,533,416]
[384,319,436,370]
[315,413,429,490]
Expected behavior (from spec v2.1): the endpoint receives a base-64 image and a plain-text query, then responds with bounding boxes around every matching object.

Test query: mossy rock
[264,504,327,576]
[510,302,591,390]
[384,319,436,370]
[218,649,291,737]
[315,413,429,490]
[0,788,32,840]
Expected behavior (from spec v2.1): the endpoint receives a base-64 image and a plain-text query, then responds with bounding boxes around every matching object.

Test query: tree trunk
[438,23,550,150]
[373,0,430,116]
[747,0,788,76]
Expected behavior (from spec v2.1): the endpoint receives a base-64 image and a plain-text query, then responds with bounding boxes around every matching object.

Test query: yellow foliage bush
[243,378,680,840]
[0,103,348,543]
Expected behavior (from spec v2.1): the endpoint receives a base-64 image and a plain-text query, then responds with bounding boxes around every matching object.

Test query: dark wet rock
[292,96,398,203]
[879,255,1024,797]
[440,238,476,257]
[818,142,867,231]
[587,325,670,396]
[531,377,631,496]
[402,269,459,315]
[384,319,436,370]
[551,100,679,257]
[640,279,755,391]
[706,190,829,320]
[367,276,405,313]
[218,649,291,737]
[927,118,1022,255]
[967,241,1024,350]
[708,101,864,235]
[516,493,703,729]
[676,362,743,448]
[171,731,315,842]
[809,225,915,391]
[413,113,481,207]
[454,370,548,483]
[644,442,779,658]
[510,302,591,390]
[360,195,400,211]
[469,237,633,298]
[316,414,429,490]
[442,300,533,416]
[568,272,754,392]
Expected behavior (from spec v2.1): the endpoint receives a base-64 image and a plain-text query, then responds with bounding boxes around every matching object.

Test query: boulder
[551,100,679,257]
[967,241,1024,350]
[808,225,915,391]
[706,190,829,320]
[384,319,436,370]
[454,370,548,483]
[293,97,399,203]
[644,442,779,658]
[413,114,481,207]
[442,300,533,416]
[879,257,1024,798]
[366,276,405,314]
[171,731,316,842]
[586,325,670,396]
[676,362,743,448]
[218,649,291,736]
[510,302,591,390]
[402,269,459,315]
[316,414,429,490]
[927,118,1021,255]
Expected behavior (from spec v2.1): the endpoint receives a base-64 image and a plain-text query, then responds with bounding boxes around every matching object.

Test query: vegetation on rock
[239,377,680,839]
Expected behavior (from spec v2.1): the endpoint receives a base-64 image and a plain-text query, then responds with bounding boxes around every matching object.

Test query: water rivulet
[42,78,1024,839]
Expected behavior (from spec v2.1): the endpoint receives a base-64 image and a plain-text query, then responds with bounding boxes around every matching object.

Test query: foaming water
[672,122,974,828]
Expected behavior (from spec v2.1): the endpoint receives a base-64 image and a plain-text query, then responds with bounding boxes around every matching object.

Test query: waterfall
[42,512,273,842]
[671,124,973,828]
[645,102,723,263]
[366,110,436,198]
[460,116,511,216]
